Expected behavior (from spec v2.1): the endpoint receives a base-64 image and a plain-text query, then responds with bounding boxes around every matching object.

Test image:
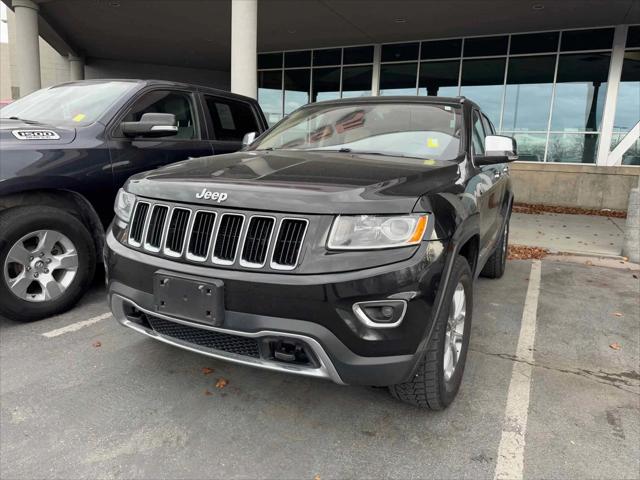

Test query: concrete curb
[622,180,640,264]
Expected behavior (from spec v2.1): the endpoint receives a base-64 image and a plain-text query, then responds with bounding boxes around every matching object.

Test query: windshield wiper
[2,116,45,125]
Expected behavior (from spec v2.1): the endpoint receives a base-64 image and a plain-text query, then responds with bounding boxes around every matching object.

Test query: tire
[480,216,509,279]
[0,206,96,322]
[389,256,473,409]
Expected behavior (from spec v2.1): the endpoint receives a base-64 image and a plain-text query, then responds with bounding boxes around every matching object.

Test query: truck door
[107,89,213,191]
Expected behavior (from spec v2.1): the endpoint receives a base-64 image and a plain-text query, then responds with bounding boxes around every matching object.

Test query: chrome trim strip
[127,201,150,247]
[185,209,218,262]
[110,294,345,385]
[143,203,170,253]
[352,299,408,329]
[239,215,277,268]
[269,217,309,271]
[162,207,192,258]
[211,213,246,266]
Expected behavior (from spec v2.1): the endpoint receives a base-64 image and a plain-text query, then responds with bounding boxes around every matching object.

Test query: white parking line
[42,312,112,338]
[494,260,542,480]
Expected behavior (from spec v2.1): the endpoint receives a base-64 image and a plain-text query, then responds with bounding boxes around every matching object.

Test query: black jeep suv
[0,79,266,321]
[105,97,516,409]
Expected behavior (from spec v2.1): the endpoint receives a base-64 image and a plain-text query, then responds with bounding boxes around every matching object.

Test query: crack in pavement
[470,348,640,396]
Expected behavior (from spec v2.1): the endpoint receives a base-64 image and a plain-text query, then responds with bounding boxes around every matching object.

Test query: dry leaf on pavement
[215,378,228,389]
[612,312,624,317]
[507,245,548,260]
[609,342,622,350]
[92,341,101,348]
[202,367,215,375]
[313,475,321,480]
[204,389,213,396]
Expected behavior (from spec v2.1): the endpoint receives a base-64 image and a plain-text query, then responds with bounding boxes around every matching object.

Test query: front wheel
[0,206,96,322]
[389,256,473,409]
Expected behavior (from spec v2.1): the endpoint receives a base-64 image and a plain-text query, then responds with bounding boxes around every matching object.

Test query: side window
[205,96,259,142]
[472,111,486,156]
[119,90,197,139]
[482,113,496,135]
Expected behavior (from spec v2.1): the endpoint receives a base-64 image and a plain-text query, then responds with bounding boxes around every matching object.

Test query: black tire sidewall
[0,207,96,321]
[437,257,474,406]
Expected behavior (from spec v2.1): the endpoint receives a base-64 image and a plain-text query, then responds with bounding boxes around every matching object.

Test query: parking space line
[41,312,112,338]
[494,260,542,480]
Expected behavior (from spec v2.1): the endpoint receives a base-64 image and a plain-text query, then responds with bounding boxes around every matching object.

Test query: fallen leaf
[92,341,101,348]
[609,342,622,350]
[585,260,593,266]
[622,256,629,261]
[633,274,638,279]
[202,367,215,375]
[612,312,624,317]
[313,475,321,480]
[512,203,626,218]
[215,378,228,389]
[204,389,213,396]
[507,245,548,260]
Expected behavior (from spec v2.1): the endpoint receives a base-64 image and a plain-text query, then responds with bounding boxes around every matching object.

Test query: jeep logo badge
[196,188,228,203]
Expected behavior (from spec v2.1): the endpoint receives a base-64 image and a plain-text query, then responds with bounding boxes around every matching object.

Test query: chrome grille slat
[144,205,169,251]
[213,213,244,264]
[240,216,275,268]
[271,218,308,270]
[128,202,150,246]
[127,201,308,271]
[164,208,191,256]
[187,211,217,260]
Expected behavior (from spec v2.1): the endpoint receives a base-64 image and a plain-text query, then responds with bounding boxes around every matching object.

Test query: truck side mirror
[476,135,518,165]
[242,131,257,147]
[121,113,178,138]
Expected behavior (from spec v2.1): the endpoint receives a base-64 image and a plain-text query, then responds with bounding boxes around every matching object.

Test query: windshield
[0,81,137,127]
[251,102,462,161]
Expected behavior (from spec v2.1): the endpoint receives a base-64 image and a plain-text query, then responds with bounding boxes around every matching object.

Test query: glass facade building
[258,25,640,166]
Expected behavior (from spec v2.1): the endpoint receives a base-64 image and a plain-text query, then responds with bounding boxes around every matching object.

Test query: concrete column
[371,44,381,96]
[68,54,85,81]
[13,0,41,96]
[596,25,628,166]
[230,0,257,99]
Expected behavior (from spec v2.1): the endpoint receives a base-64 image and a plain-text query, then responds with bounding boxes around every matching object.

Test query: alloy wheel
[3,230,79,302]
[443,282,466,381]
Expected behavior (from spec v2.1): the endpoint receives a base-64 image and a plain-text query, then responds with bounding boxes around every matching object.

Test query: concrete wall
[85,58,230,90]
[511,162,640,211]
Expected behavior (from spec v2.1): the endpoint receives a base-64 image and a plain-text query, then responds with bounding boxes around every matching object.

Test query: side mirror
[121,113,178,138]
[476,135,518,165]
[242,131,257,147]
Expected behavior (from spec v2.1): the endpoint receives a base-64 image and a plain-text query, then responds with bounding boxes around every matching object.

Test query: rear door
[201,94,263,155]
[107,88,214,191]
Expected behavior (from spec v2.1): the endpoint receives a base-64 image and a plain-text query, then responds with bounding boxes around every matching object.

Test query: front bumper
[106,229,448,386]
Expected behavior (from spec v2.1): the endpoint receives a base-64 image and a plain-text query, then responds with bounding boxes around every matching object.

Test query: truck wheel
[389,256,473,409]
[480,218,509,279]
[0,206,96,322]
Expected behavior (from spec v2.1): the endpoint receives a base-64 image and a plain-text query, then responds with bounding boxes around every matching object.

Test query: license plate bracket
[153,270,224,326]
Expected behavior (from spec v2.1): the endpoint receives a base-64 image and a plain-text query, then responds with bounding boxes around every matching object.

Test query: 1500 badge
[195,188,228,203]
[12,130,61,140]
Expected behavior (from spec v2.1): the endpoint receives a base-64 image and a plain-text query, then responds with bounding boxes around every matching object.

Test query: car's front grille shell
[127,199,309,272]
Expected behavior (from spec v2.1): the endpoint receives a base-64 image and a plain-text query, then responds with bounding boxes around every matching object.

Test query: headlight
[327,214,428,250]
[114,188,136,223]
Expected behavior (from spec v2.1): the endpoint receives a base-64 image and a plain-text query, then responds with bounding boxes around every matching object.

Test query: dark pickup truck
[0,79,267,321]
[105,96,516,409]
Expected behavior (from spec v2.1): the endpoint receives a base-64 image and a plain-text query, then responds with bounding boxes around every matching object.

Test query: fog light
[352,300,407,328]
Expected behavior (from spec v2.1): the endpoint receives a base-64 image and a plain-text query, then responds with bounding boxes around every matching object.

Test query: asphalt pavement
[1,259,638,480]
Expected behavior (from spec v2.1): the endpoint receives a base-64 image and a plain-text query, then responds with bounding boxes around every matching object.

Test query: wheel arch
[0,189,105,262]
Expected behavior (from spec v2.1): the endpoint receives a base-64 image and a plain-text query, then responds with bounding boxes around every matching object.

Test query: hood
[0,118,77,146]
[126,150,461,214]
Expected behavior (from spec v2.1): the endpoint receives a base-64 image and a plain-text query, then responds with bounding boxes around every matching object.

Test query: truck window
[204,96,259,142]
[117,90,197,139]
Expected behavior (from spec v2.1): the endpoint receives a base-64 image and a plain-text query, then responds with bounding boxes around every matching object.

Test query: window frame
[108,87,203,141]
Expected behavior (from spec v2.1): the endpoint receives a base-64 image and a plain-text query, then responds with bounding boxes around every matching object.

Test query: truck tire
[0,206,96,322]
[389,255,473,409]
[480,218,509,279]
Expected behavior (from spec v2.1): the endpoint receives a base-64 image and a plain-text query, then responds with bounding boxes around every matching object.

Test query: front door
[108,89,213,192]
